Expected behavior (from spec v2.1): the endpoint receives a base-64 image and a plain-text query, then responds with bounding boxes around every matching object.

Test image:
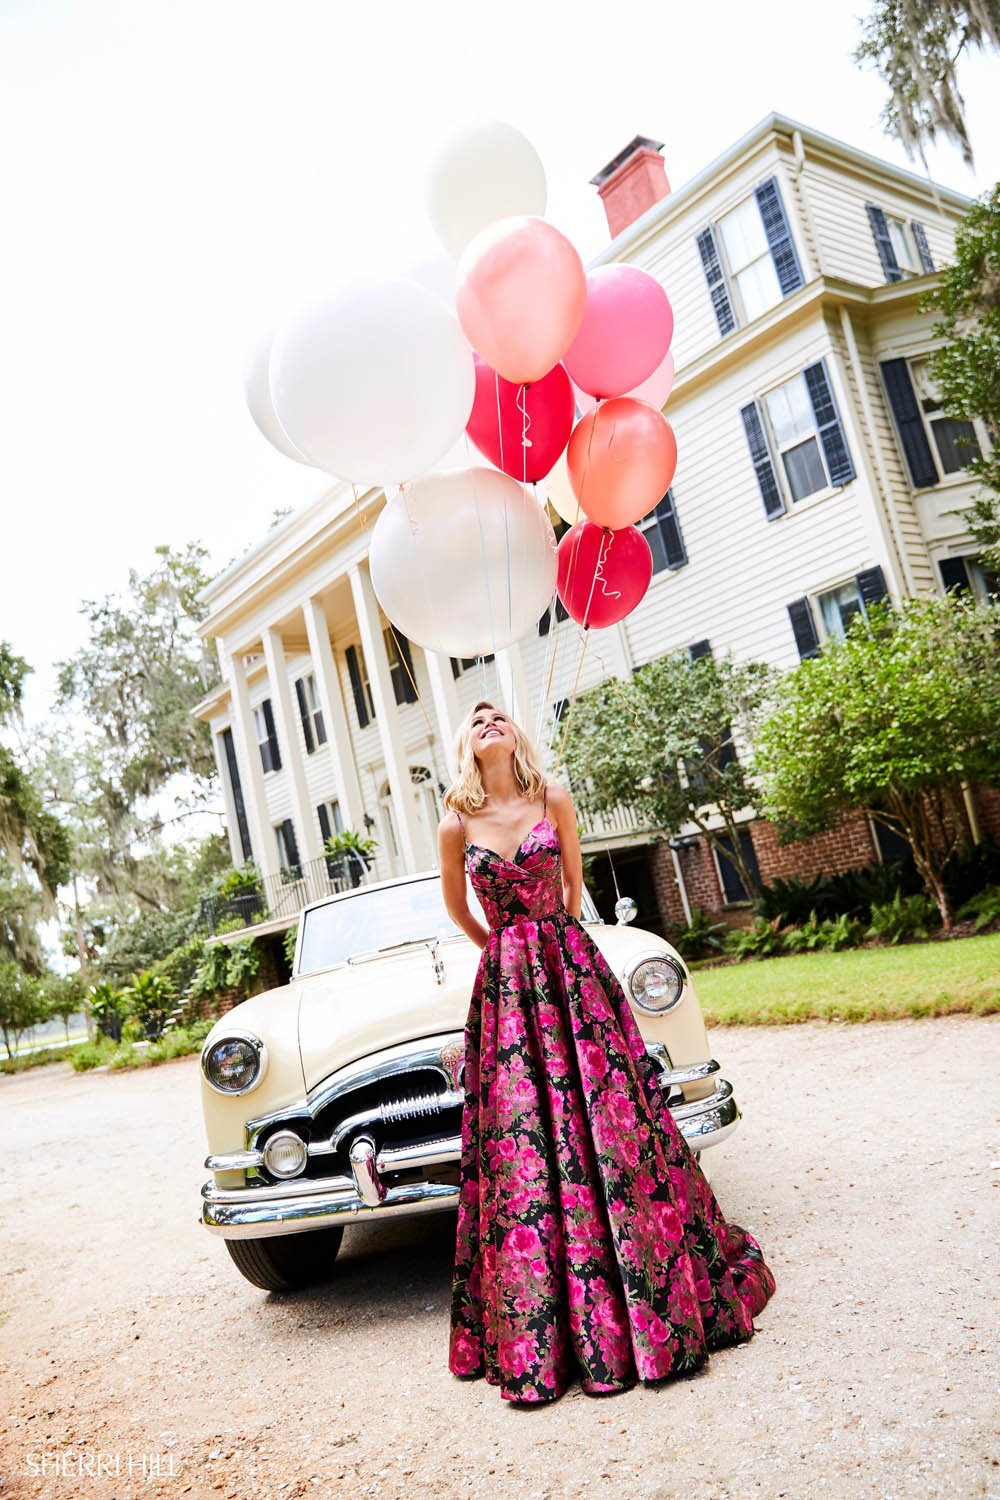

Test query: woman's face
[468,705,517,761]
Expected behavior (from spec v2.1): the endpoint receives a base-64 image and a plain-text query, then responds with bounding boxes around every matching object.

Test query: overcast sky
[3,0,998,724]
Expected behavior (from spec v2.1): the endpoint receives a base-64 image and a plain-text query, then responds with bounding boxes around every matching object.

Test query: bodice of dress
[465,817,566,931]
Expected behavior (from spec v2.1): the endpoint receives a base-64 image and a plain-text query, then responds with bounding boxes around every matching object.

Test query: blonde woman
[437,700,774,1407]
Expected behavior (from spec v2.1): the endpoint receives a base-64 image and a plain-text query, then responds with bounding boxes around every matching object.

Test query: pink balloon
[557,521,653,628]
[456,216,587,384]
[563,265,673,400]
[574,348,675,416]
[466,357,575,481]
[567,399,678,529]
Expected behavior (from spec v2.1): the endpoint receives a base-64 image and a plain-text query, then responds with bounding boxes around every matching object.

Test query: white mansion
[194,112,993,938]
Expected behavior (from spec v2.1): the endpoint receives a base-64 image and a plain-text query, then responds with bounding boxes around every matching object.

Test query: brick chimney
[591,136,670,239]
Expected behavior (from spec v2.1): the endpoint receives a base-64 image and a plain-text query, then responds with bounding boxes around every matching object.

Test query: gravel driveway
[1,1017,997,1500]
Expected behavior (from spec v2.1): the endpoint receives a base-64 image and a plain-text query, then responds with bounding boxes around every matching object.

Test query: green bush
[866,891,940,946]
[670,908,727,961]
[72,1036,116,1071]
[727,917,785,961]
[123,971,175,1039]
[782,911,864,954]
[956,885,1000,933]
[86,981,127,1041]
[283,924,298,970]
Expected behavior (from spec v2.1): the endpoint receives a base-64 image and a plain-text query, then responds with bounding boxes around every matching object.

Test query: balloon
[563,265,674,399]
[243,333,312,464]
[270,278,475,486]
[400,250,457,310]
[574,348,675,416]
[567,399,677,529]
[539,450,584,525]
[369,467,557,656]
[557,522,653,629]
[466,357,575,481]
[456,216,586,384]
[427,120,547,260]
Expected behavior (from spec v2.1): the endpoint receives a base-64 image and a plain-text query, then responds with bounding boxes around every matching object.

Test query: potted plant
[323,831,377,889]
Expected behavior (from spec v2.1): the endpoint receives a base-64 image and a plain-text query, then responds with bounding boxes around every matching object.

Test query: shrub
[671,909,727,961]
[283,924,298,970]
[727,917,785,961]
[866,891,940,946]
[72,1036,116,1071]
[756,875,830,926]
[956,885,1000,933]
[87,980,127,1041]
[123,971,175,1039]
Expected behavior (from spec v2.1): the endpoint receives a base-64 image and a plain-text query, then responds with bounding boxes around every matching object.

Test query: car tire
[224,1226,345,1292]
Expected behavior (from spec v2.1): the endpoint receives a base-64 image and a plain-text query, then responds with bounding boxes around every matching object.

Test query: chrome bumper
[201,1056,739,1240]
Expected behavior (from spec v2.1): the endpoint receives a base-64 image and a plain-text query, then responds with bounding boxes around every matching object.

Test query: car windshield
[295,875,598,976]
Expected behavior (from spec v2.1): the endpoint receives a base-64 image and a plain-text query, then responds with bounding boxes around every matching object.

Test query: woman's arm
[438,812,490,950]
[547,784,583,918]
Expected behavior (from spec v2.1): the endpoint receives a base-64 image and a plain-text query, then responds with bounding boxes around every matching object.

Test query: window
[451,652,496,677]
[742,359,856,518]
[384,628,418,705]
[715,828,761,905]
[816,566,890,642]
[939,555,999,605]
[294,673,327,755]
[317,799,344,843]
[274,819,301,878]
[909,359,983,476]
[220,727,253,862]
[253,699,282,774]
[345,644,375,728]
[866,204,935,283]
[697,176,803,337]
[638,489,686,573]
[537,602,567,637]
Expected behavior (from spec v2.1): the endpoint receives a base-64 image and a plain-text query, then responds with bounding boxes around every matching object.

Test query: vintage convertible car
[199,871,741,1291]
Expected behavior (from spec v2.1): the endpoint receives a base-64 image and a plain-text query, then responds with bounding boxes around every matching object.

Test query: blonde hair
[444,700,547,816]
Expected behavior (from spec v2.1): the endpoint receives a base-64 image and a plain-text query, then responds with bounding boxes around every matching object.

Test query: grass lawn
[694,931,1000,1025]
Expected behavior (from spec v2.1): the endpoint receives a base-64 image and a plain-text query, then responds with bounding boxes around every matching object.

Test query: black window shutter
[660,489,687,568]
[787,598,820,659]
[395,632,418,704]
[345,645,371,727]
[910,221,935,273]
[803,359,856,486]
[450,656,461,677]
[317,803,331,842]
[740,402,785,519]
[294,677,315,754]
[689,639,712,660]
[754,177,804,296]
[939,557,971,594]
[279,818,301,874]
[880,358,938,487]
[856,566,889,608]
[866,204,902,283]
[261,698,282,772]
[221,728,253,862]
[696,226,736,337]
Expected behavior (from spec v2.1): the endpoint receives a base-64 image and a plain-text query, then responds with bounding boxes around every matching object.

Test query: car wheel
[224,1226,345,1292]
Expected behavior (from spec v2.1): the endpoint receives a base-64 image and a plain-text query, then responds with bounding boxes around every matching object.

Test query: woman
[438,700,775,1406]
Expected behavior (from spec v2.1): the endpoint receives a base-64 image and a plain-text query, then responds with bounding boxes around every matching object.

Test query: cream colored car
[199,872,740,1291]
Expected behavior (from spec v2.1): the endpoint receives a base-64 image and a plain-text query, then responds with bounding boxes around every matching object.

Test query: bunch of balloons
[243,121,677,656]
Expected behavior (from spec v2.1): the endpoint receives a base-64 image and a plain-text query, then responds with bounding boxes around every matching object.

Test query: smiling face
[468,703,517,762]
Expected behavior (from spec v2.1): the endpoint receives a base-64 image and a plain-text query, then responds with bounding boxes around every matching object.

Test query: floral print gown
[448,802,775,1405]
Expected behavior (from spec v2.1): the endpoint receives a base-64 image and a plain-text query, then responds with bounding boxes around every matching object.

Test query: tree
[43,972,84,1042]
[754,596,1000,928]
[854,1,1000,167]
[559,652,777,900]
[0,961,47,1059]
[0,643,71,902]
[0,863,47,975]
[924,184,1000,575]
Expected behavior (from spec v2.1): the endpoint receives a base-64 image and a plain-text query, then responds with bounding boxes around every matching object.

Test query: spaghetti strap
[454,807,467,842]
[542,784,548,818]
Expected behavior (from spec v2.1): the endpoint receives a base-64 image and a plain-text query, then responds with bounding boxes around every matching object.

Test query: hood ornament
[426,937,446,986]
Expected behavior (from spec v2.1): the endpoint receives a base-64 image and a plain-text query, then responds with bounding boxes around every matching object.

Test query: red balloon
[567,398,677,529]
[465,357,575,481]
[556,521,653,629]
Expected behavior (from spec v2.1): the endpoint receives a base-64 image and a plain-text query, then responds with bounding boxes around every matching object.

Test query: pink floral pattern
[449,815,775,1405]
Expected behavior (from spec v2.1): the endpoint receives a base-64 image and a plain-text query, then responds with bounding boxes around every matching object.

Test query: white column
[224,648,278,878]
[209,724,245,867]
[495,643,531,729]
[262,627,324,864]
[424,650,463,777]
[302,597,366,831]
[349,563,423,870]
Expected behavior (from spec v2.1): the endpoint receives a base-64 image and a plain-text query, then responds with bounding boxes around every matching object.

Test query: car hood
[296,922,703,1093]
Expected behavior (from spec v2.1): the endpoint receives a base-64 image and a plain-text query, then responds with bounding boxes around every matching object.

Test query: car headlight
[624,953,686,1014]
[201,1030,267,1095]
[262,1129,308,1179]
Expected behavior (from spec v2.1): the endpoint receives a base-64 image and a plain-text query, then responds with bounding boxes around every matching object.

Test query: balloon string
[492,372,513,636]
[554,629,590,771]
[584,634,643,733]
[386,621,436,741]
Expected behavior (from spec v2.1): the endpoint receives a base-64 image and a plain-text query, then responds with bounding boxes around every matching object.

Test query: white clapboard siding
[800,158,957,285]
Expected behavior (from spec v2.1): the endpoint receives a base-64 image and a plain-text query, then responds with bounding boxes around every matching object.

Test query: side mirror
[614,896,638,926]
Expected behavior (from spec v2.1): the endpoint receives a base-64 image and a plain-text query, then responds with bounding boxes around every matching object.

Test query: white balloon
[270,278,475,486]
[400,250,458,311]
[243,333,312,464]
[427,120,547,260]
[369,467,557,657]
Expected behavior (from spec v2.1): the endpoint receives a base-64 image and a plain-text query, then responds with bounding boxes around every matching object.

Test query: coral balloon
[456,216,587,384]
[557,522,653,629]
[574,348,675,416]
[369,467,557,657]
[567,399,677,528]
[270,277,475,486]
[466,357,575,481]
[427,120,547,260]
[563,265,673,399]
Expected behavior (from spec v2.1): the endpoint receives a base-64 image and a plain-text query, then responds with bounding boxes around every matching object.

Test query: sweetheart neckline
[464,816,559,867]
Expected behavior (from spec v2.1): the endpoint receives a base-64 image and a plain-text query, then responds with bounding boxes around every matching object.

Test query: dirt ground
[1,1016,997,1500]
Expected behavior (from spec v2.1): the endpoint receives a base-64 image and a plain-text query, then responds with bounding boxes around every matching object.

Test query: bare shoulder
[544,782,575,817]
[438,809,465,845]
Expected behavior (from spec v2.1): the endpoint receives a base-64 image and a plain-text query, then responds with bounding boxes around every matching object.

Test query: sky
[2,0,999,727]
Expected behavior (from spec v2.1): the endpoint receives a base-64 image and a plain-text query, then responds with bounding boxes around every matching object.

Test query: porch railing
[201,852,373,935]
